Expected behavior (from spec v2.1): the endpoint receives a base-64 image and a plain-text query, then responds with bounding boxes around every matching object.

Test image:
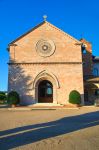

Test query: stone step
[28,103,62,107]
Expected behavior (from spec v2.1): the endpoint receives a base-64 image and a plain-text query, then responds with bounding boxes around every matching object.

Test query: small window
[82,44,87,54]
[93,68,98,76]
[47,88,53,96]
[82,49,87,54]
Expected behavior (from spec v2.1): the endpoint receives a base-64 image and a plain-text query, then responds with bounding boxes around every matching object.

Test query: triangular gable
[45,21,81,44]
[9,21,82,45]
[9,21,45,45]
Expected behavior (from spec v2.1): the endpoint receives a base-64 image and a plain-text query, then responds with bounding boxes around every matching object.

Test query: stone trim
[33,70,60,89]
[34,70,59,104]
[46,21,82,44]
[8,62,82,65]
[9,21,81,46]
[9,22,45,45]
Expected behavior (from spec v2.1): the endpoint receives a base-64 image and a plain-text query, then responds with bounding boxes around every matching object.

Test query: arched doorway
[38,80,53,103]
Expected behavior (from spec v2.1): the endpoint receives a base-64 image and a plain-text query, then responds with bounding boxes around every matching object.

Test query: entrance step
[28,103,62,107]
[27,103,64,110]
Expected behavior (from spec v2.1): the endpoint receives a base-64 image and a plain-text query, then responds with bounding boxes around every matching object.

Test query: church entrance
[38,80,53,103]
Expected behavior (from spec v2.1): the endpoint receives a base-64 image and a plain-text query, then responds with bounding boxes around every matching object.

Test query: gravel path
[0,107,99,150]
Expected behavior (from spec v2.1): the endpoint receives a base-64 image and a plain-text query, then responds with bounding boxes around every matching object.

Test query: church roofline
[9,21,46,45]
[8,20,82,48]
[45,21,82,44]
[80,38,92,44]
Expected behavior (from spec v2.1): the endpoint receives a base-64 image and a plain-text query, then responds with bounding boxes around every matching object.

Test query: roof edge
[9,20,82,45]
[9,21,46,45]
[45,21,82,44]
[80,38,92,44]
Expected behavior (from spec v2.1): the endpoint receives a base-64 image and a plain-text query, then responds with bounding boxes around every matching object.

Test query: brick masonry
[8,21,84,105]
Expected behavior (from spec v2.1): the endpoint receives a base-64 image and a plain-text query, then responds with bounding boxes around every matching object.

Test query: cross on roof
[43,15,47,21]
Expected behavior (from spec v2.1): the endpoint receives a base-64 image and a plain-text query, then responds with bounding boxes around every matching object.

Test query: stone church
[8,19,94,106]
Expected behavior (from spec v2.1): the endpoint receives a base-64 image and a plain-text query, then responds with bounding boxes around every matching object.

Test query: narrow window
[93,68,98,76]
[82,44,87,54]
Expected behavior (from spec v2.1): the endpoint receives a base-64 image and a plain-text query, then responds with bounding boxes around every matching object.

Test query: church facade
[8,20,86,105]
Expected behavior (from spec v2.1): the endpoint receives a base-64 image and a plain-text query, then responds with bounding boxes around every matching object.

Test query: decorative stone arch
[33,70,60,89]
[33,70,60,104]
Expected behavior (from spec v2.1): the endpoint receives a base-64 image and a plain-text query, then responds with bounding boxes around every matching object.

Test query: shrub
[7,91,20,105]
[0,93,6,100]
[0,92,7,103]
[69,90,81,104]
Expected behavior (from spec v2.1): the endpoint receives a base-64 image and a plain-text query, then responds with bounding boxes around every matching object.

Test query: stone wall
[80,38,93,77]
[8,21,84,105]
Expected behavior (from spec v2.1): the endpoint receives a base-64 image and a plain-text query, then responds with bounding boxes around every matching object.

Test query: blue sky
[0,0,99,91]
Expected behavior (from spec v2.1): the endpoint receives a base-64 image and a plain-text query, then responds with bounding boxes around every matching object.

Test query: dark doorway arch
[38,80,53,103]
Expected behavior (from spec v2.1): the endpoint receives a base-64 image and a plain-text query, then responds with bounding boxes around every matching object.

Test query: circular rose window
[36,39,56,57]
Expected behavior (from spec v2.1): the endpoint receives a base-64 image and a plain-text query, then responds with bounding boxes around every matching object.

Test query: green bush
[7,91,20,105]
[0,92,7,103]
[0,94,6,100]
[69,90,81,104]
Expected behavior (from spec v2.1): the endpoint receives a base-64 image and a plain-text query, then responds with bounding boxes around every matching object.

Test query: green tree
[0,92,7,104]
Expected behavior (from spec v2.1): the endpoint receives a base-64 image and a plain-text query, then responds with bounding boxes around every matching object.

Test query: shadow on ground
[0,111,99,149]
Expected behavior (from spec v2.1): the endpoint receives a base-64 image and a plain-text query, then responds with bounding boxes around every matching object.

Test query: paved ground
[0,107,99,150]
